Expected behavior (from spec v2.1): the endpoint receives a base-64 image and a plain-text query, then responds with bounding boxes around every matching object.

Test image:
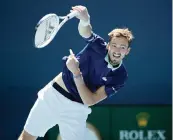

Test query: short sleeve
[105,84,125,97]
[83,32,96,42]
[83,32,105,43]
[104,70,128,97]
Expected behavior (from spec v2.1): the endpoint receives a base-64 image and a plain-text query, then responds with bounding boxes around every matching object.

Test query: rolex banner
[45,105,172,140]
[111,106,171,140]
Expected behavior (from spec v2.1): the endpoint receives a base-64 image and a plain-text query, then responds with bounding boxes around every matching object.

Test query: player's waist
[52,81,78,102]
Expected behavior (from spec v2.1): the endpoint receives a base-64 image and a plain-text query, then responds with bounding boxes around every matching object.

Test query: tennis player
[18,5,134,140]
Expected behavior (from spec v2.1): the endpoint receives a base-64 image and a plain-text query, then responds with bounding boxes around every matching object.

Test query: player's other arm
[71,5,92,38]
[66,49,107,106]
[74,81,107,106]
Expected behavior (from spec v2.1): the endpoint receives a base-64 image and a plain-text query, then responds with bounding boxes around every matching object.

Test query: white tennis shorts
[24,81,92,139]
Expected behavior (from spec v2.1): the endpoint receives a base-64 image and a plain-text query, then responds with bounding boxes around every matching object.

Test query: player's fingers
[72,7,80,12]
[69,49,75,56]
[72,6,82,12]
[77,5,85,11]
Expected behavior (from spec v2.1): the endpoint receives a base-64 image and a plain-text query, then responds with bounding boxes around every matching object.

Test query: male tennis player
[18,5,134,140]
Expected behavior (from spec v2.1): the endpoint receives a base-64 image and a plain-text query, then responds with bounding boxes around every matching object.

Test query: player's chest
[89,60,116,84]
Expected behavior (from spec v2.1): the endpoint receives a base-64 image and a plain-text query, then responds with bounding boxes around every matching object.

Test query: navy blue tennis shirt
[62,32,128,103]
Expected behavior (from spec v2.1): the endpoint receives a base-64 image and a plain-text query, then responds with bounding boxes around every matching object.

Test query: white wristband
[79,19,90,27]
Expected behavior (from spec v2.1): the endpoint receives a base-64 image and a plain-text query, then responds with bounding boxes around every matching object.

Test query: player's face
[107,36,130,65]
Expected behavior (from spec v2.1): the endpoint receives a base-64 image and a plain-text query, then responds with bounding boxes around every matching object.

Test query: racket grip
[67,11,79,20]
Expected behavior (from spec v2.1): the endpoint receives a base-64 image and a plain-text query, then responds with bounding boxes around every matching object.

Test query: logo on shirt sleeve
[102,77,107,81]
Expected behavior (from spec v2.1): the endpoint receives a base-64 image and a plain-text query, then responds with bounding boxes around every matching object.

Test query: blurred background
[1,0,172,139]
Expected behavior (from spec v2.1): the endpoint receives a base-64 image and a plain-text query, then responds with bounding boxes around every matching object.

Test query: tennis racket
[34,11,78,48]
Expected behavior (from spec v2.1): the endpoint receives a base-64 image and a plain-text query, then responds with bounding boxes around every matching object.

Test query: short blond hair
[108,28,134,45]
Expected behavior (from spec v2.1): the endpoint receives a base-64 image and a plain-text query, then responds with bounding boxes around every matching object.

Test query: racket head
[34,13,59,48]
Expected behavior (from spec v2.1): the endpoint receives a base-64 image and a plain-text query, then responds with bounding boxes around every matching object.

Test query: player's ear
[125,47,131,55]
[106,43,110,49]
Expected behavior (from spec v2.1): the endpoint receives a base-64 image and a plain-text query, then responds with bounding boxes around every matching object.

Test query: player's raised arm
[71,5,92,38]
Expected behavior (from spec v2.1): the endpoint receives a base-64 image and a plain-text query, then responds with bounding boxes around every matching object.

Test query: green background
[44,105,172,140]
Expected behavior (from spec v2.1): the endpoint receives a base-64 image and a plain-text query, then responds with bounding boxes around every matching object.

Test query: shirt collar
[104,53,122,70]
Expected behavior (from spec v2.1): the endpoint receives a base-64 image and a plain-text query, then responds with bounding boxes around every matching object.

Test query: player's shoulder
[119,63,128,76]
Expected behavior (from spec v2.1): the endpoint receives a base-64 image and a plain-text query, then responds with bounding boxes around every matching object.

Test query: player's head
[107,28,134,66]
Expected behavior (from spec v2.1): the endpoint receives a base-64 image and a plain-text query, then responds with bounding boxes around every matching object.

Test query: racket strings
[35,12,76,48]
[44,20,56,41]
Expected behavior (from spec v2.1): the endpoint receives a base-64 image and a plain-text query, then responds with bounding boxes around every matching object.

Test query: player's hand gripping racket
[34,11,79,48]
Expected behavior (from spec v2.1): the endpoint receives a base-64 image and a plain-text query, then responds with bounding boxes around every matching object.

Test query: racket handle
[66,11,79,20]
